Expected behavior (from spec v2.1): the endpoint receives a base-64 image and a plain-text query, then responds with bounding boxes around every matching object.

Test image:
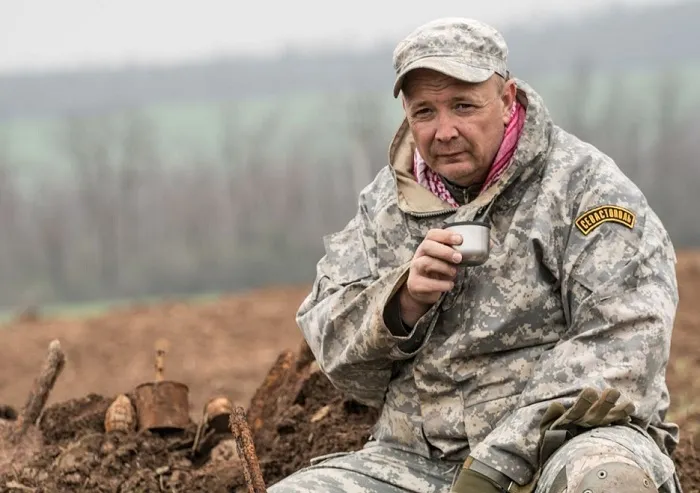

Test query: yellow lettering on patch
[575,205,636,236]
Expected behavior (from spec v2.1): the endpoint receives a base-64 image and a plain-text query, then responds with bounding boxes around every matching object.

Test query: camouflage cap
[392,18,509,98]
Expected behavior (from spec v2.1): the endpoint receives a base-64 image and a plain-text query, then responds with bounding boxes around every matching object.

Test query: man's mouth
[436,151,467,159]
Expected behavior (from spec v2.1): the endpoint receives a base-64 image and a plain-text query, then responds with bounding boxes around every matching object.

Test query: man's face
[402,69,516,187]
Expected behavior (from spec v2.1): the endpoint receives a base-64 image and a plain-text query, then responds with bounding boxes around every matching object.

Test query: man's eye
[413,108,432,118]
[455,103,474,111]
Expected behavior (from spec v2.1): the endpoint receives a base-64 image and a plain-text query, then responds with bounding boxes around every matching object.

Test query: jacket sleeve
[295,188,440,409]
[467,168,679,485]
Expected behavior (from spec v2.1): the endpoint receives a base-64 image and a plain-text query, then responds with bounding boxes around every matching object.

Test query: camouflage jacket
[296,79,679,486]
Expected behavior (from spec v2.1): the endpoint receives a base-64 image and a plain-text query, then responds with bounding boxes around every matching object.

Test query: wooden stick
[13,339,66,441]
[191,403,209,456]
[230,405,267,493]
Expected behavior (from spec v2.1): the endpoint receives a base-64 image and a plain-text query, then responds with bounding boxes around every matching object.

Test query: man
[268,17,682,493]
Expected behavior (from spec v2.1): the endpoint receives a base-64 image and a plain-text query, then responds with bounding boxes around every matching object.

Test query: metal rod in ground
[230,405,267,493]
[235,436,255,493]
[14,339,66,442]
[230,412,256,493]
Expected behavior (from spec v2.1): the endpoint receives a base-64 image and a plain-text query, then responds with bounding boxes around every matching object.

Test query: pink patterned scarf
[413,100,526,208]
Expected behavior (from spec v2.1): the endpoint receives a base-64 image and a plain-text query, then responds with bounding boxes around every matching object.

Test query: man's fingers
[410,277,454,296]
[414,256,458,279]
[598,402,635,425]
[425,228,464,245]
[416,239,463,264]
[580,388,620,425]
[549,387,598,428]
[405,228,463,305]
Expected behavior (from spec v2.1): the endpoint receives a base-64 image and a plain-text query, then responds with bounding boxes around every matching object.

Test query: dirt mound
[246,343,380,486]
[0,340,378,492]
[0,339,376,492]
[38,394,111,444]
[0,286,309,493]
[0,253,698,492]
[674,435,700,492]
[1,393,244,492]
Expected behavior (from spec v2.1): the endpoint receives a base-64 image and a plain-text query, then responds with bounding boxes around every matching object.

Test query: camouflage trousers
[267,426,681,493]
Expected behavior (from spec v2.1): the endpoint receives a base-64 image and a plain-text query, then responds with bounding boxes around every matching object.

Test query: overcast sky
[0,0,674,74]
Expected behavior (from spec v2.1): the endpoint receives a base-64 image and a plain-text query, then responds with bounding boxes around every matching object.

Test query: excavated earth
[0,253,698,492]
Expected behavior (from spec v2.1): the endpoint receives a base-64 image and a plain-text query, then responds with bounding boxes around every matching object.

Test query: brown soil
[0,396,242,492]
[674,434,700,493]
[246,343,380,486]
[0,253,697,492]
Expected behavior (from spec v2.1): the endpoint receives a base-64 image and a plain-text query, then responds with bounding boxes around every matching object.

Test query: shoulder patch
[575,205,636,236]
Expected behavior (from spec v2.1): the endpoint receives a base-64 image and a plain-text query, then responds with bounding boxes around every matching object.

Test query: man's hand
[540,387,635,433]
[537,387,636,465]
[399,228,463,326]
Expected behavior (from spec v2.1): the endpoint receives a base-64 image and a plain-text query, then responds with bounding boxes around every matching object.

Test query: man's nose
[434,113,459,142]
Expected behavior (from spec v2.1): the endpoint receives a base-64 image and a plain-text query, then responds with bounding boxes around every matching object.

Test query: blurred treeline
[0,70,697,307]
[0,2,698,307]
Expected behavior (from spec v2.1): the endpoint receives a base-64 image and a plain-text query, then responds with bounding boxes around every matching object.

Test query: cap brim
[393,57,495,98]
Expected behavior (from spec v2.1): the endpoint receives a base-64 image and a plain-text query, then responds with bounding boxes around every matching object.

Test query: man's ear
[501,79,517,124]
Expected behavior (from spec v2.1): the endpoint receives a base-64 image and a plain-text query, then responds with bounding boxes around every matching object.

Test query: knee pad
[569,461,658,493]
